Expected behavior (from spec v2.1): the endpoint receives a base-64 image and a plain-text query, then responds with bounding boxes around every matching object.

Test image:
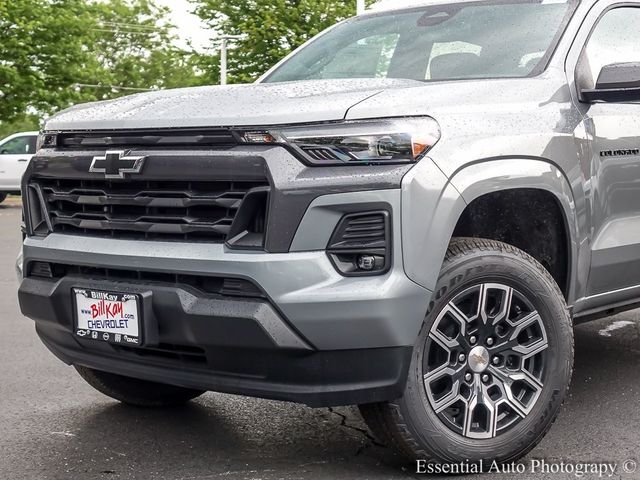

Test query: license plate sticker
[74,288,141,345]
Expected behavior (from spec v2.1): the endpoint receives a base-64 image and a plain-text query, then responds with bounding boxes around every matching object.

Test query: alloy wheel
[423,283,549,439]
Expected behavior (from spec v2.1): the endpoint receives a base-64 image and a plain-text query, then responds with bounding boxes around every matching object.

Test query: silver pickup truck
[17,0,640,467]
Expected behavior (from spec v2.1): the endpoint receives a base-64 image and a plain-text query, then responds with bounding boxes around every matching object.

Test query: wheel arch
[402,157,579,302]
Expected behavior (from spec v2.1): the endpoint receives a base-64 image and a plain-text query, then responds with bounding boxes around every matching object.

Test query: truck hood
[345,76,569,120]
[45,79,422,131]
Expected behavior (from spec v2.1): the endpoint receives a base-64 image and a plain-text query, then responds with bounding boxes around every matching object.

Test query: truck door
[573,6,640,296]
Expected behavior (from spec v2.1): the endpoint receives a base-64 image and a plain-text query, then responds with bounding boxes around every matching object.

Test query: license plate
[73,288,141,345]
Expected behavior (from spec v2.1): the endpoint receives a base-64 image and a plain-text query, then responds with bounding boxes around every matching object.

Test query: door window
[0,136,37,155]
[583,7,640,86]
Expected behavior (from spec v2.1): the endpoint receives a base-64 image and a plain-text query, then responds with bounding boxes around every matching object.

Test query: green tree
[0,0,95,126]
[191,0,375,84]
[82,0,208,99]
[0,0,204,133]
[0,114,40,139]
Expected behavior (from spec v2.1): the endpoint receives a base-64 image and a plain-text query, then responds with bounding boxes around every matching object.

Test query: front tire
[360,238,573,465]
[0,193,7,204]
[75,366,205,407]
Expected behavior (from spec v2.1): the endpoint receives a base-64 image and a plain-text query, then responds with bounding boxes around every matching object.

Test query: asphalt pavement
[1,201,639,480]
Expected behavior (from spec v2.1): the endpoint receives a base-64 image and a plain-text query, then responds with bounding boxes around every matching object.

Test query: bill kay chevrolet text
[17,0,640,466]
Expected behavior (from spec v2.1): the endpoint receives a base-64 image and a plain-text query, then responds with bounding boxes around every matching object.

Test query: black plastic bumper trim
[37,326,412,407]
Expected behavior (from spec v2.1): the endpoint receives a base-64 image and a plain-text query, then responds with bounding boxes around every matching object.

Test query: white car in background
[0,131,38,203]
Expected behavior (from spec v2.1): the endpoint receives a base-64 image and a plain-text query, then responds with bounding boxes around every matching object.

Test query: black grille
[57,129,238,150]
[327,211,391,276]
[27,261,266,298]
[30,178,269,242]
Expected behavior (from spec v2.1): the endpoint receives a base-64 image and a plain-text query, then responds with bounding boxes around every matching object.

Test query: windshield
[263,0,576,83]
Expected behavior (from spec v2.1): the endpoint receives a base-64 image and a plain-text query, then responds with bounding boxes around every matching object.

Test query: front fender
[401,157,580,302]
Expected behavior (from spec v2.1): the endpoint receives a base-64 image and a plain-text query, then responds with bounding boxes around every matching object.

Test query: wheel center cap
[468,346,490,373]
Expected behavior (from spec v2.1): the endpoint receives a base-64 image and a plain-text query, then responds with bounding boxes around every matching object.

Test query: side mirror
[0,149,7,155]
[580,62,640,103]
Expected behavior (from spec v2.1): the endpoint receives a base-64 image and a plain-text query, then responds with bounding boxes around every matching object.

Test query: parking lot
[1,200,639,480]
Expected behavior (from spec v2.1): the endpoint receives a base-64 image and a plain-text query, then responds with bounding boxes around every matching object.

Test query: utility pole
[357,0,366,14]
[219,35,244,86]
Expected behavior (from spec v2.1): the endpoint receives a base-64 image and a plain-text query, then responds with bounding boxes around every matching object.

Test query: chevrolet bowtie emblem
[89,150,146,178]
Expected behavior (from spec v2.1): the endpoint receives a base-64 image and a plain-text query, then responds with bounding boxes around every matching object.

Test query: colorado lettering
[600,148,640,157]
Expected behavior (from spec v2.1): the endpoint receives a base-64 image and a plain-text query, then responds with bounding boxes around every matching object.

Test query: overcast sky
[155,0,213,52]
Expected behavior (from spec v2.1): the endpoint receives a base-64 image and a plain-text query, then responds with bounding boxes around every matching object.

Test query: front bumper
[25,275,412,407]
[19,189,431,407]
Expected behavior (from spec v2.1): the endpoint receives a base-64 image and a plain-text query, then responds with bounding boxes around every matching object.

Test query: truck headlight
[240,117,440,165]
[36,133,57,151]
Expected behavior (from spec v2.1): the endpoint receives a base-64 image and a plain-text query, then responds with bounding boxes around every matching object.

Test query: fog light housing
[326,211,391,276]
